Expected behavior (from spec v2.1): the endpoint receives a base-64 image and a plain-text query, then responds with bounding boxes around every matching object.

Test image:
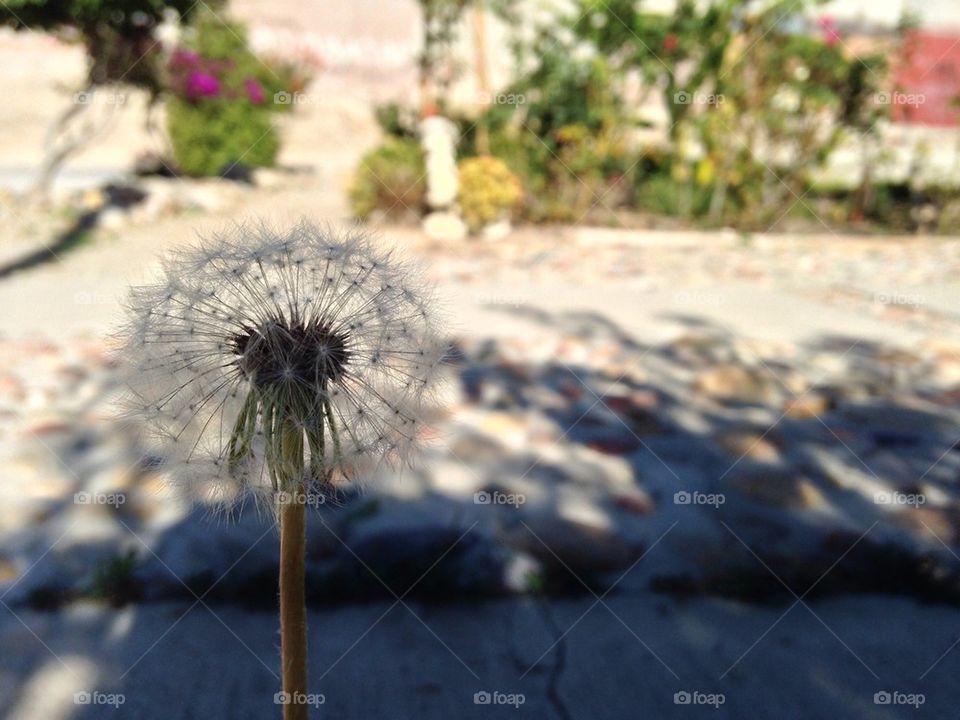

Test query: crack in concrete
[536,600,575,720]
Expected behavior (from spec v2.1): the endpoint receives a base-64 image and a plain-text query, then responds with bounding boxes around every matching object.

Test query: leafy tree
[0,0,213,198]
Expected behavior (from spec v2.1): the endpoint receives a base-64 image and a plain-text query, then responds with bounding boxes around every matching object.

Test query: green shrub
[167,98,279,176]
[165,10,296,177]
[635,173,712,219]
[349,140,427,220]
[478,53,634,223]
[458,156,523,231]
[938,199,960,235]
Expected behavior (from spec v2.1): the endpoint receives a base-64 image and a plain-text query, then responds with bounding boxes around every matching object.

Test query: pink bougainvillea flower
[244,77,266,104]
[185,71,221,100]
[818,16,840,46]
[170,49,201,69]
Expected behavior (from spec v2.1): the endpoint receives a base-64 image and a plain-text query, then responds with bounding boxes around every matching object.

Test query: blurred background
[1,0,960,718]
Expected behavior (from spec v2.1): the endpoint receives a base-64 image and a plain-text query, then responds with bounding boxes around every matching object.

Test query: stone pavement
[1,227,960,719]
[3,595,959,719]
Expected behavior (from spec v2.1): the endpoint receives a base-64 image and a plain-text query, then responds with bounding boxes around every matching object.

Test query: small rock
[668,334,732,368]
[784,393,832,419]
[0,373,25,401]
[712,426,782,463]
[132,180,179,222]
[0,555,18,583]
[79,188,106,211]
[888,506,959,546]
[503,552,544,593]
[477,411,529,449]
[694,364,777,405]
[22,419,71,438]
[929,343,960,385]
[422,211,467,241]
[97,207,128,231]
[133,152,177,177]
[182,180,236,213]
[612,491,655,516]
[583,430,641,455]
[481,219,512,241]
[449,431,505,463]
[604,391,667,435]
[726,466,826,509]
[252,167,286,189]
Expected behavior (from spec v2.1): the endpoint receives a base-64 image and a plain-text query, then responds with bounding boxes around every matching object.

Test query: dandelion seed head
[119,221,445,511]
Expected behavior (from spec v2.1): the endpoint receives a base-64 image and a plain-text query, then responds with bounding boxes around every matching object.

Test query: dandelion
[120,221,444,720]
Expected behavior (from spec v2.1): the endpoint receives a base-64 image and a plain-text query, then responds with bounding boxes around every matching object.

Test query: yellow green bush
[457,156,523,232]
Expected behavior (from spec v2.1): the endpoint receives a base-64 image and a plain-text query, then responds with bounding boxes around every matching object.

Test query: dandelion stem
[278,418,308,720]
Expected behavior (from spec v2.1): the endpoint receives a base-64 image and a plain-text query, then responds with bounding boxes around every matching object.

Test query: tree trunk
[28,86,120,204]
[473,5,491,155]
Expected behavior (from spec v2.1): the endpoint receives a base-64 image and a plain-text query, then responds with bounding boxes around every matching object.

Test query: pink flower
[243,77,266,104]
[818,16,840,46]
[185,71,220,100]
[170,49,200,69]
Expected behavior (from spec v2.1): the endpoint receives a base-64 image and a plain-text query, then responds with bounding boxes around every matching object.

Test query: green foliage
[0,0,212,89]
[492,0,892,228]
[167,98,279,176]
[938,199,960,235]
[635,174,712,219]
[480,53,636,221]
[91,548,140,606]
[356,0,913,231]
[458,156,522,231]
[349,139,426,220]
[374,103,420,141]
[165,10,295,176]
